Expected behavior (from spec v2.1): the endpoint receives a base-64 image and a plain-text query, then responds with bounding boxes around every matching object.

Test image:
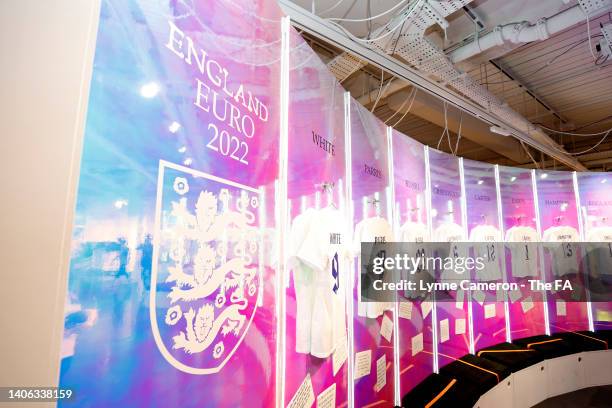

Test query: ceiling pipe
[449,4,593,63]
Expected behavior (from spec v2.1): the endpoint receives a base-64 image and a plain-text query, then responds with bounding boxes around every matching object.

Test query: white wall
[0,0,100,389]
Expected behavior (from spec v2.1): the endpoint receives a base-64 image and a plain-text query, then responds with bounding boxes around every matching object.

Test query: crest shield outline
[150,160,263,375]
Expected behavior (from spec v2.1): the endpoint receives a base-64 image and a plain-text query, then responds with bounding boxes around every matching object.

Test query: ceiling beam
[278,0,586,171]
[516,147,612,169]
[386,89,532,163]
[487,60,568,124]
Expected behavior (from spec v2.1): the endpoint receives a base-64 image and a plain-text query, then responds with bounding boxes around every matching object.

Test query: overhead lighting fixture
[601,179,608,184]
[114,199,128,209]
[140,82,160,98]
[477,180,484,185]
[490,126,512,137]
[178,146,186,153]
[540,173,548,179]
[510,176,517,182]
[168,121,181,133]
[183,158,193,166]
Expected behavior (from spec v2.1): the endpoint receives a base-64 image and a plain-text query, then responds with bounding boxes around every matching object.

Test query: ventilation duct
[449,2,612,63]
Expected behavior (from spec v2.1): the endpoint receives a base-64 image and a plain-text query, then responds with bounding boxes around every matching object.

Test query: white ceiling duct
[362,2,582,167]
[449,1,612,63]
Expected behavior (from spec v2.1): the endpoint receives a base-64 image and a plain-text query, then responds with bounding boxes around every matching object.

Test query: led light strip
[386,127,401,407]
[531,170,551,336]
[494,165,512,343]
[573,171,594,332]
[459,158,475,355]
[424,146,439,373]
[276,16,291,408]
[344,91,355,408]
[258,186,266,308]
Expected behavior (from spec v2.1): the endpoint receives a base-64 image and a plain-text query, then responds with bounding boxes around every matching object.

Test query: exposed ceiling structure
[281,0,612,170]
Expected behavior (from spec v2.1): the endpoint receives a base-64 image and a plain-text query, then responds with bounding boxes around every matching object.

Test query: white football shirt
[470,225,503,281]
[586,226,612,242]
[505,226,540,278]
[433,222,464,243]
[289,207,350,358]
[585,226,612,276]
[400,221,430,298]
[542,225,580,277]
[433,222,467,282]
[401,221,429,243]
[354,216,394,319]
[288,208,316,355]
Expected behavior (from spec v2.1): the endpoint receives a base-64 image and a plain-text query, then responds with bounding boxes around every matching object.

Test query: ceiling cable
[328,0,410,23]
[328,0,424,44]
[391,88,418,127]
[445,105,454,154]
[541,129,612,156]
[484,35,603,86]
[521,141,541,169]
[538,124,612,137]
[454,112,463,155]
[567,130,611,155]
[384,86,414,124]
[437,101,452,151]
[317,0,345,16]
[586,13,598,62]
[367,0,372,38]
[371,69,387,112]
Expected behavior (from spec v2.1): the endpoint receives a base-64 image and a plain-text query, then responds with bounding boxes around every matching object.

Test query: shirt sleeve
[294,212,328,272]
[288,211,311,268]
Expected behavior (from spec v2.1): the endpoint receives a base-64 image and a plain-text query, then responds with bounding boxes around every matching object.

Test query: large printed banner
[284,27,349,408]
[498,166,547,339]
[350,100,396,408]
[462,159,506,351]
[535,170,589,333]
[59,0,283,406]
[390,130,432,395]
[427,149,470,368]
[576,172,612,331]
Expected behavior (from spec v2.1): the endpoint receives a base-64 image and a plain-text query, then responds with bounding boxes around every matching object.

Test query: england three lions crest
[151,160,263,374]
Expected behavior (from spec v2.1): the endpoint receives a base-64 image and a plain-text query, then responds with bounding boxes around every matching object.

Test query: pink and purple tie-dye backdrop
[390,130,433,395]
[59,1,283,406]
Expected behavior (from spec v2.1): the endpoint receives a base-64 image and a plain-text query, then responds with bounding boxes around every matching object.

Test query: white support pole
[387,127,401,406]
[532,170,551,336]
[276,15,291,408]
[344,92,355,408]
[424,147,439,373]
[459,158,475,355]
[495,165,512,343]
[573,172,595,332]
